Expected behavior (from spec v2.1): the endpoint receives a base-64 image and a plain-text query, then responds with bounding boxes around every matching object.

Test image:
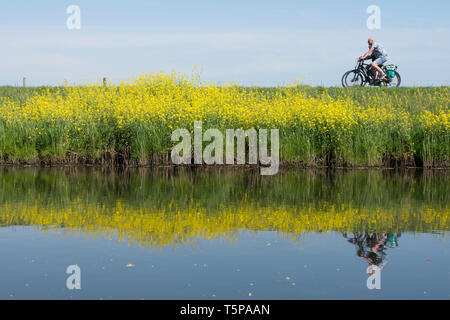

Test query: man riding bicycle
[358,38,389,83]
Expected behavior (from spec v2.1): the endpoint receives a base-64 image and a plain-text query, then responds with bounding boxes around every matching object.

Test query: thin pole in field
[103,77,107,87]
[23,77,26,88]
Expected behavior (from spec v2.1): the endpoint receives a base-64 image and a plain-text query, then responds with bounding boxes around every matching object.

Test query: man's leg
[372,60,386,80]
[371,64,378,80]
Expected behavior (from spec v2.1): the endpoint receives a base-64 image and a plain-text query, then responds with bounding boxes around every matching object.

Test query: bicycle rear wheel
[342,70,365,87]
[382,71,401,87]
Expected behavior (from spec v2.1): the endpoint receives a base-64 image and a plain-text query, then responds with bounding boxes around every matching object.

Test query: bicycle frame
[352,61,385,85]
[343,60,400,87]
[356,61,373,83]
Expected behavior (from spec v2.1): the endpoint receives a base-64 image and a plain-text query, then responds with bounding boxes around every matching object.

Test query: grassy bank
[0,72,448,167]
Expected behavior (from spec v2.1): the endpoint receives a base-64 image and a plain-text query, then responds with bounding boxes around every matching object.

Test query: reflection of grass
[0,168,448,249]
[0,167,449,210]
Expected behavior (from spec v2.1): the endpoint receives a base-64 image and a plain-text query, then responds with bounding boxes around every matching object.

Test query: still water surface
[0,168,448,299]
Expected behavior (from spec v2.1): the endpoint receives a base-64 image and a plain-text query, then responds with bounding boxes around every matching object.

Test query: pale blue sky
[1,0,449,86]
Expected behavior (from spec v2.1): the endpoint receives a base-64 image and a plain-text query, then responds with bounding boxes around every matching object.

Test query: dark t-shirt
[371,42,388,60]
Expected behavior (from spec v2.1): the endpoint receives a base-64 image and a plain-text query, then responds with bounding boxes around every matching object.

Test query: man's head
[368,38,375,47]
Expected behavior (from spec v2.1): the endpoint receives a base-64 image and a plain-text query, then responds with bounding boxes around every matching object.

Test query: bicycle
[342,60,401,87]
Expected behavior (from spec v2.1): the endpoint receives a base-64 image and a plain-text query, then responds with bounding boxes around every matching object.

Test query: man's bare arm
[359,48,374,61]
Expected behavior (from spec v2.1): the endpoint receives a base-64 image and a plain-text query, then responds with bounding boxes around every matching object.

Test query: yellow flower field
[0,71,448,166]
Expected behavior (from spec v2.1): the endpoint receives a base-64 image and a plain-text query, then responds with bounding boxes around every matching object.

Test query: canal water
[0,167,448,299]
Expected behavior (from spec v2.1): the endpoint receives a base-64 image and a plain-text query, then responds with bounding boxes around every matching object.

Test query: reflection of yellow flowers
[1,200,448,250]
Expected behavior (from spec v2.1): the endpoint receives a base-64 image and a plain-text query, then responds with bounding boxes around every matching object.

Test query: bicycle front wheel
[342,70,365,87]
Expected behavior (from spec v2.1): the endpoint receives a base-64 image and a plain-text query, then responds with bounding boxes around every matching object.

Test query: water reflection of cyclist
[359,234,387,274]
[344,232,400,275]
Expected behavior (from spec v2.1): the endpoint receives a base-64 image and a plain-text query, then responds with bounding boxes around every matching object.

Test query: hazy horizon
[1,0,449,87]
